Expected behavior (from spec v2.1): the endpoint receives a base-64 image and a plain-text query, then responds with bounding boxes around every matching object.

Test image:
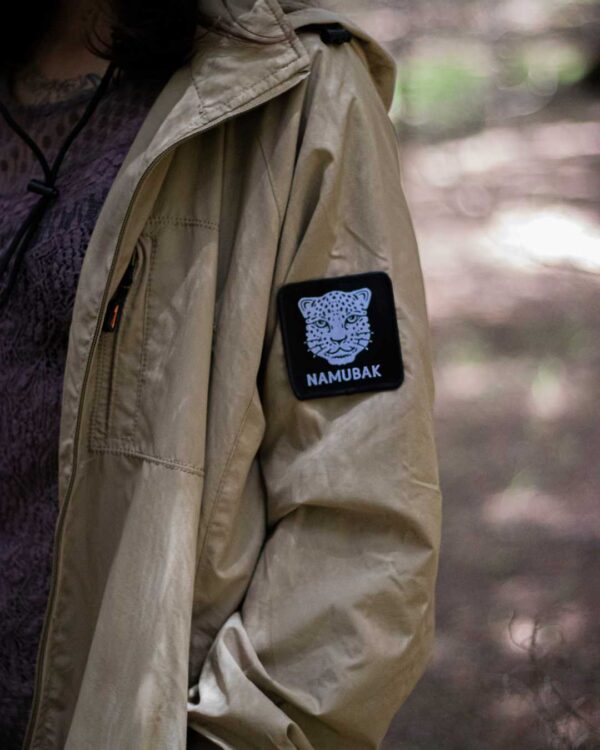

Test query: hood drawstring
[0,62,116,310]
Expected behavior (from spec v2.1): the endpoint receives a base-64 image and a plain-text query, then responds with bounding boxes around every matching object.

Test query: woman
[0,1,442,749]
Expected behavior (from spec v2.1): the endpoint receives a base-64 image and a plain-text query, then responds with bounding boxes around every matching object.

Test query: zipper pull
[102,253,138,333]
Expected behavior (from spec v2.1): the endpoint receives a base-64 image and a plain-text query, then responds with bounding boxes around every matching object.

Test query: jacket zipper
[21,63,311,750]
[20,163,157,750]
[102,251,138,333]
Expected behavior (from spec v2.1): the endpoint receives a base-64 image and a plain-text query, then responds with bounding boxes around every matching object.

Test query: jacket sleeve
[187,32,442,750]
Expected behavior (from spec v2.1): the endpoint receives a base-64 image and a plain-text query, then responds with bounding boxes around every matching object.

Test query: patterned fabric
[0,70,162,749]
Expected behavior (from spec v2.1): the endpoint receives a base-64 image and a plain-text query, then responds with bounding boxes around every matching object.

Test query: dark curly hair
[2,0,293,78]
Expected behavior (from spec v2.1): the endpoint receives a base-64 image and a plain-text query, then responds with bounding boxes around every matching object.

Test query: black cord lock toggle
[319,23,353,45]
[301,22,353,45]
[27,179,59,199]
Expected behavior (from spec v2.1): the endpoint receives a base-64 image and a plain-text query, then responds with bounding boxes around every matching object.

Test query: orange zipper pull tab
[102,254,137,333]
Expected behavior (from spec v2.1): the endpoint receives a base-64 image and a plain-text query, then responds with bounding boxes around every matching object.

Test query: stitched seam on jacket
[266,0,307,57]
[90,335,109,445]
[192,44,303,126]
[256,131,283,225]
[131,236,157,439]
[146,216,219,231]
[89,444,205,476]
[194,394,257,576]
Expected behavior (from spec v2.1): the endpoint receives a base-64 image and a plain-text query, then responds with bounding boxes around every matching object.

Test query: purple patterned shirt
[0,70,162,748]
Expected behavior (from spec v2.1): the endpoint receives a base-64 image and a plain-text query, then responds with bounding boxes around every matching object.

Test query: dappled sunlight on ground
[381,63,600,750]
[357,2,600,745]
[408,120,600,183]
[486,204,600,273]
[483,486,581,532]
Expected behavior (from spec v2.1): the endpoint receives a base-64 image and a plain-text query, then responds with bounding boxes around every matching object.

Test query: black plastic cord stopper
[27,179,59,199]
[319,24,353,45]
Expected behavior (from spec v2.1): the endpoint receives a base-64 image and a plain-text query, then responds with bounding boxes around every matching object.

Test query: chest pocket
[87,222,218,476]
[89,234,154,454]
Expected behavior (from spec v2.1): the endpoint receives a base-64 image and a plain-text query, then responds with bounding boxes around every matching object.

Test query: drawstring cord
[0,61,116,309]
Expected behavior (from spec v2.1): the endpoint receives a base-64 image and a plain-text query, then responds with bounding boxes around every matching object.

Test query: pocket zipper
[102,253,138,333]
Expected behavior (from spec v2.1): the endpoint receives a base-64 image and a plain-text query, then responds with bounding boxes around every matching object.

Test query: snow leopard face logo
[298,288,373,366]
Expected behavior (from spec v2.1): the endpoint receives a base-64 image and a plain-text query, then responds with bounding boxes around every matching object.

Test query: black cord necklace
[0,61,116,309]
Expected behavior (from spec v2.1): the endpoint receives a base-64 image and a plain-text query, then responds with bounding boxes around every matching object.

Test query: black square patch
[277,271,404,400]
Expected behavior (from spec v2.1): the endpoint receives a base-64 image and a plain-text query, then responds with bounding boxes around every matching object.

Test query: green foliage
[390,33,590,138]
[503,41,588,88]
[393,48,490,136]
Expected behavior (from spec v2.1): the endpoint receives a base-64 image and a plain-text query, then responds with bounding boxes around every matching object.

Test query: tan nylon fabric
[25,2,442,749]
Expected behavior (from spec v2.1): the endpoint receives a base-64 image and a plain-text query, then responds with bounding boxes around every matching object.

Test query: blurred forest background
[337,1,600,748]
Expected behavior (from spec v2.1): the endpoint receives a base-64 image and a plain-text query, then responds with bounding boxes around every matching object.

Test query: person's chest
[0,77,160,347]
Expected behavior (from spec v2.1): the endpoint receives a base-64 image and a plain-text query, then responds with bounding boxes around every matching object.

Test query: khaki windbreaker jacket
[23,2,442,749]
